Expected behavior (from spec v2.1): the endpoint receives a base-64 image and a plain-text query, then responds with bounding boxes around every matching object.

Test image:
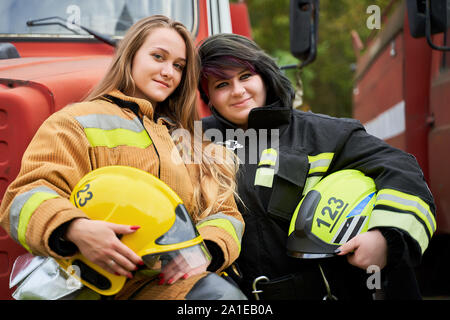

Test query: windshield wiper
[26,16,117,47]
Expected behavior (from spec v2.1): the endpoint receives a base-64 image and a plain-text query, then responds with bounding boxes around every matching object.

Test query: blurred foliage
[241,0,394,117]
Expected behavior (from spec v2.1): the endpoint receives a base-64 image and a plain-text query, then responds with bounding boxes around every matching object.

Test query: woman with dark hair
[198,33,436,300]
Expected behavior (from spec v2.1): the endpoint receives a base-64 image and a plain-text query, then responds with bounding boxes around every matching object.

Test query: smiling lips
[231,97,251,107]
[154,79,169,88]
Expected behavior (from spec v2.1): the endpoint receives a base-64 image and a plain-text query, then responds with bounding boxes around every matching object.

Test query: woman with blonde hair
[0,15,245,300]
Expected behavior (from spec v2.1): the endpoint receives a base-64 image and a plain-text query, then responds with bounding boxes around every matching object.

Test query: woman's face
[131,27,186,105]
[207,68,267,128]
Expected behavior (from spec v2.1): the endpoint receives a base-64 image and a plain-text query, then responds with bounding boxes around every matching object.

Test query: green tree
[243,0,393,117]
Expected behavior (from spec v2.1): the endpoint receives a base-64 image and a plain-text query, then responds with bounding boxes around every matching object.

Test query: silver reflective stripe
[309,158,332,171]
[197,212,244,242]
[75,114,144,132]
[259,151,277,166]
[332,216,367,245]
[376,193,436,233]
[9,186,58,243]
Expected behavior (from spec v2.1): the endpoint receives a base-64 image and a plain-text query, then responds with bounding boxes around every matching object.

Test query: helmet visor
[142,242,211,273]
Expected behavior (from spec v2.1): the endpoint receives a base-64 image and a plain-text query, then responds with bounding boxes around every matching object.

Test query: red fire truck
[352,0,450,296]
[0,0,251,300]
[287,0,450,297]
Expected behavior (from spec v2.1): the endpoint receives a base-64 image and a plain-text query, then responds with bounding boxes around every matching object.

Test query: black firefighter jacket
[202,100,436,300]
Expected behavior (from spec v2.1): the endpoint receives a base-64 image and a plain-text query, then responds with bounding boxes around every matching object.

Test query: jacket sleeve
[330,121,436,267]
[196,194,244,273]
[0,108,91,258]
[191,144,244,273]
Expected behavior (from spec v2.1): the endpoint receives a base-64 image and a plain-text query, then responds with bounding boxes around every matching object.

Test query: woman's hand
[65,218,144,278]
[336,229,387,270]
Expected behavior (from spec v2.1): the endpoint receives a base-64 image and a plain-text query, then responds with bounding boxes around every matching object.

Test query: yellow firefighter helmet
[57,166,208,296]
[287,170,376,258]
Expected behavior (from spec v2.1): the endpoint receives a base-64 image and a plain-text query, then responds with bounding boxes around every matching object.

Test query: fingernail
[130,226,141,231]
[334,248,341,254]
[167,278,174,285]
[158,273,164,278]
[182,274,188,279]
[138,261,145,266]
[127,273,133,279]
[158,278,164,285]
[114,272,120,276]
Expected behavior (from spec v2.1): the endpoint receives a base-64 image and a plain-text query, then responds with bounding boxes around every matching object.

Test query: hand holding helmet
[65,218,144,279]
[336,229,387,270]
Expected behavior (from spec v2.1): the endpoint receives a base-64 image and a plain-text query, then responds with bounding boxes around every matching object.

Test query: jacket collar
[103,90,155,120]
[101,90,176,127]
[211,99,292,130]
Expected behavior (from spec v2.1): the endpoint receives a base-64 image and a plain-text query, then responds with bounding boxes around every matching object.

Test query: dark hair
[197,33,294,107]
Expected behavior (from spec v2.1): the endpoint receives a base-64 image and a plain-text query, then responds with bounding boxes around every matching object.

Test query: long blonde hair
[85,15,239,220]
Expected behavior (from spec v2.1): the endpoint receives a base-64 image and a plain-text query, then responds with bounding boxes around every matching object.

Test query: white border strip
[217,0,232,33]
[206,0,212,36]
[207,0,232,35]
[363,100,405,140]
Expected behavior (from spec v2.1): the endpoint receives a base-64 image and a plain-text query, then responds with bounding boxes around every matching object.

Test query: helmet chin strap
[318,264,337,301]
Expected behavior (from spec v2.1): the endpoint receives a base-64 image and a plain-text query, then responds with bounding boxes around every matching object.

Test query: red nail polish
[138,261,145,266]
[158,278,164,285]
[167,278,174,285]
[127,273,133,279]
[158,273,164,278]
[182,274,188,279]
[130,226,141,231]
[114,272,120,276]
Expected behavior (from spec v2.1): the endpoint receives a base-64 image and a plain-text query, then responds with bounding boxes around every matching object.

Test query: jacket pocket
[267,147,309,221]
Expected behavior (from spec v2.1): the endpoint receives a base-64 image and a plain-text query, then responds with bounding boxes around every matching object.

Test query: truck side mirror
[406,0,450,51]
[289,0,319,67]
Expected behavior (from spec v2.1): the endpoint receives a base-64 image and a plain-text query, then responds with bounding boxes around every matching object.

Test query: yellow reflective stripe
[376,189,436,235]
[84,127,152,149]
[18,192,59,252]
[302,176,322,196]
[308,153,334,163]
[368,209,430,253]
[254,167,275,188]
[308,153,333,174]
[262,148,278,156]
[258,148,278,166]
[76,114,152,149]
[198,213,244,241]
[197,218,242,251]
[259,159,276,166]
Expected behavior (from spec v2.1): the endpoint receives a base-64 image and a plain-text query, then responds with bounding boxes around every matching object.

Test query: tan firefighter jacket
[0,90,244,275]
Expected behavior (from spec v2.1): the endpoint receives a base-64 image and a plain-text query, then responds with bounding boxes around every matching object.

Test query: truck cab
[352,0,450,297]
[0,0,251,300]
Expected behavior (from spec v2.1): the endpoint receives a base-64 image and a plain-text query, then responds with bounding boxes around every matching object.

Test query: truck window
[0,0,195,39]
